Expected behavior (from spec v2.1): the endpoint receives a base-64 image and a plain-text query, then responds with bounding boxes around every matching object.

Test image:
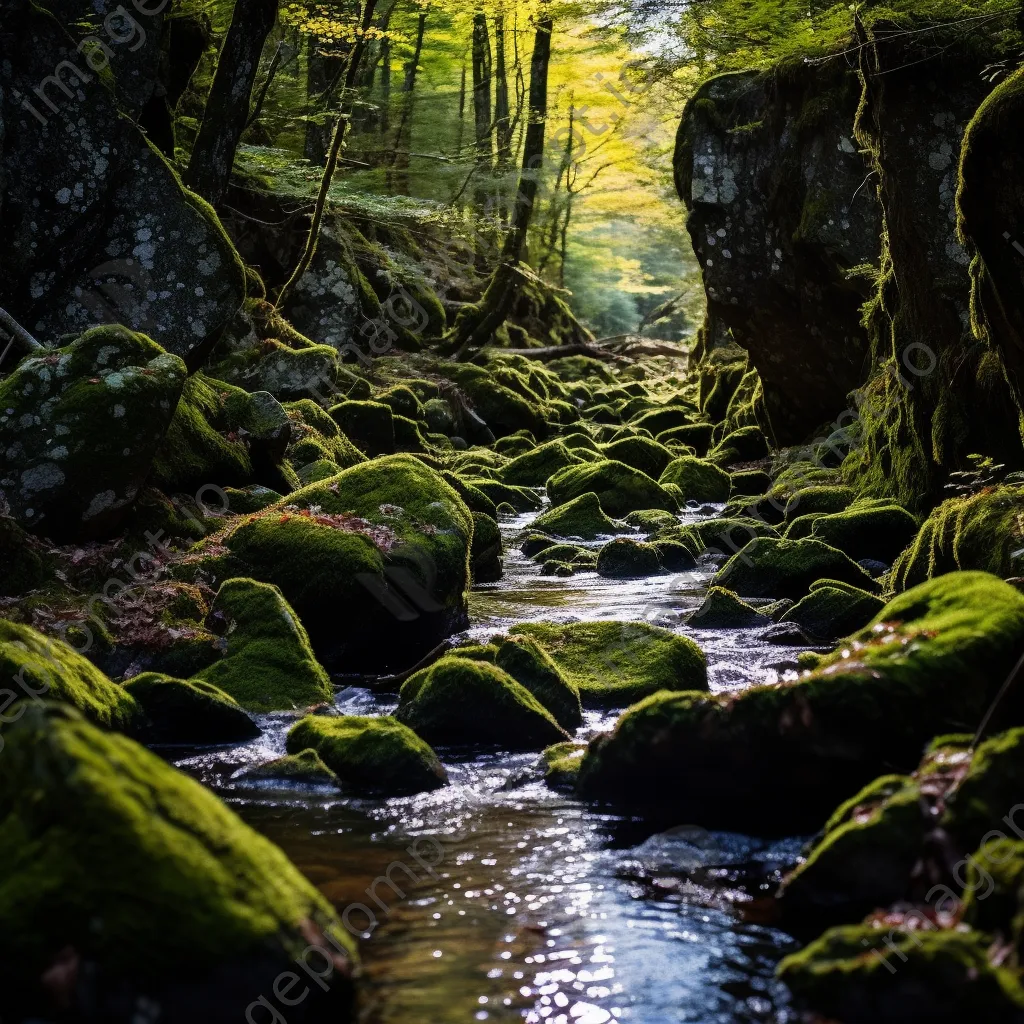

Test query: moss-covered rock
[329,400,396,457]
[777,776,926,929]
[782,484,857,522]
[501,440,582,487]
[656,423,714,455]
[510,620,707,708]
[781,584,886,641]
[286,714,448,794]
[631,406,695,435]
[286,398,368,470]
[441,363,547,438]
[891,485,1024,591]
[547,460,678,517]
[0,326,186,540]
[578,573,1024,833]
[471,511,503,583]
[123,672,260,745]
[531,543,597,567]
[0,620,138,731]
[185,455,473,672]
[667,516,780,560]
[658,456,732,503]
[194,578,333,712]
[730,469,773,496]
[808,504,919,564]
[599,436,674,479]
[777,925,1024,1024]
[623,508,679,532]
[494,636,583,731]
[688,586,771,629]
[222,485,285,514]
[542,741,587,791]
[709,425,770,465]
[714,537,878,600]
[0,704,356,1020]
[530,492,630,539]
[542,560,577,576]
[596,538,662,578]
[239,748,341,787]
[395,656,568,749]
[467,477,543,512]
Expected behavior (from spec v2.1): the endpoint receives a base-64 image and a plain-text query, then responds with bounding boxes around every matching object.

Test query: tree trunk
[389,11,427,194]
[455,58,467,156]
[304,41,345,165]
[444,9,553,356]
[494,14,512,168]
[471,12,493,168]
[185,0,278,205]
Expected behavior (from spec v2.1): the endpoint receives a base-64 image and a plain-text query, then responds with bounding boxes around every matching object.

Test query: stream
[176,504,808,1024]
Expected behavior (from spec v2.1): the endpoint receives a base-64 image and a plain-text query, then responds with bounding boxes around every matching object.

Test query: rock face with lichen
[0,325,185,539]
[0,0,245,362]
[675,66,880,443]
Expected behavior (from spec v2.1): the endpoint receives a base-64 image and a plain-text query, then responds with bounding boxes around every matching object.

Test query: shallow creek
[177,505,809,1023]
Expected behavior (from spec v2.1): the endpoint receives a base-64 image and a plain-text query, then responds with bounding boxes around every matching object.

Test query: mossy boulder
[714,537,878,600]
[186,455,473,672]
[0,326,186,540]
[467,477,543,512]
[376,385,424,419]
[194,578,333,712]
[542,741,587,791]
[286,398,367,470]
[667,516,780,560]
[596,538,662,578]
[441,364,547,438]
[0,621,138,732]
[777,925,1024,1024]
[0,704,355,1020]
[471,511,503,583]
[441,471,498,518]
[494,636,583,731]
[542,560,577,576]
[808,504,919,564]
[286,715,448,795]
[780,584,886,641]
[510,620,707,708]
[623,508,679,532]
[329,400,396,457]
[658,456,732,503]
[531,543,597,567]
[782,484,857,522]
[222,485,284,514]
[631,406,694,435]
[708,425,769,464]
[688,587,771,629]
[123,672,260,745]
[547,460,678,517]
[578,573,1024,833]
[531,492,630,539]
[501,440,582,487]
[240,748,340,788]
[599,436,674,479]
[395,656,568,750]
[777,776,927,929]
[657,423,714,455]
[730,469,773,496]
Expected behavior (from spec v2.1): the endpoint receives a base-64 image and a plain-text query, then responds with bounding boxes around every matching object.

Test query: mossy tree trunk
[185,0,279,205]
[445,9,554,358]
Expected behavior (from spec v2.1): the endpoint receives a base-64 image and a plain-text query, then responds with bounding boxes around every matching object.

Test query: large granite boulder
[0,0,244,363]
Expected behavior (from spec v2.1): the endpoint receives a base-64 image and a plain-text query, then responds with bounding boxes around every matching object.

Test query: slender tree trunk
[304,41,345,165]
[537,101,572,274]
[471,12,493,167]
[494,14,512,167]
[389,11,427,194]
[380,35,391,133]
[455,57,467,155]
[186,0,278,204]
[445,8,553,356]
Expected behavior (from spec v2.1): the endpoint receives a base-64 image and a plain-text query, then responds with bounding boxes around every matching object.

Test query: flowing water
[177,506,810,1024]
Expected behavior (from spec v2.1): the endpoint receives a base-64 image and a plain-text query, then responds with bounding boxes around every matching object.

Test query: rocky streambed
[176,503,811,1024]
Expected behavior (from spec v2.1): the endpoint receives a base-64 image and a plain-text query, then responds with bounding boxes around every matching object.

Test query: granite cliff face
[675,28,1024,504]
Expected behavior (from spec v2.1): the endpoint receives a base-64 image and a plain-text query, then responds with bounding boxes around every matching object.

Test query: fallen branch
[0,307,43,355]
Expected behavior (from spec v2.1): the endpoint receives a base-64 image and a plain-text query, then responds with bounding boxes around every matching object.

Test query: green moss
[623,508,679,532]
[781,585,886,641]
[708,425,770,465]
[541,741,587,791]
[530,492,630,539]
[222,485,284,514]
[240,748,340,787]
[782,484,857,521]
[657,423,715,455]
[521,533,558,557]
[471,511,502,583]
[777,925,1024,1022]
[531,543,597,567]
[501,440,583,487]
[630,405,695,436]
[596,538,662,578]
[123,672,259,745]
[548,459,678,517]
[730,469,772,497]
[0,620,138,731]
[440,472,498,518]
[495,636,583,731]
[296,458,342,485]
[659,456,732,502]
[395,656,568,750]
[510,620,707,708]
[194,578,333,712]
[0,704,356,1004]
[688,586,770,629]
[286,714,448,794]
[778,777,925,928]
[466,477,543,512]
[891,485,1024,591]
[807,504,919,564]
[545,355,615,383]
[440,363,547,438]
[667,516,780,559]
[376,385,424,420]
[542,560,577,576]
[210,338,346,402]
[449,643,499,662]
[329,400,396,457]
[714,537,878,600]
[962,837,1024,941]
[599,436,675,479]
[286,399,367,470]
[579,573,1024,833]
